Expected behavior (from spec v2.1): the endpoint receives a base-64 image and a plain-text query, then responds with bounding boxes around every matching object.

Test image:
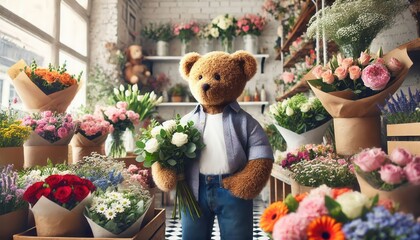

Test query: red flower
[35,187,52,200]
[54,186,73,204]
[73,185,90,202]
[23,182,45,205]
[45,175,64,189]
[63,174,83,185]
[82,178,96,191]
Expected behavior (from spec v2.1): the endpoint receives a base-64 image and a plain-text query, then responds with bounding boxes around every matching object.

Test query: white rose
[151,126,164,137]
[285,106,294,116]
[210,28,219,38]
[162,120,177,132]
[300,103,311,113]
[218,20,228,30]
[336,191,370,219]
[171,132,189,147]
[144,138,159,153]
[269,104,279,115]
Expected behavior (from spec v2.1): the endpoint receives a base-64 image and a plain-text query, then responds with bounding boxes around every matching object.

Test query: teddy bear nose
[202,83,210,92]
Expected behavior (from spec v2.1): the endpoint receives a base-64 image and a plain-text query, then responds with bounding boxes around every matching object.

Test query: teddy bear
[151,50,274,239]
[124,45,151,84]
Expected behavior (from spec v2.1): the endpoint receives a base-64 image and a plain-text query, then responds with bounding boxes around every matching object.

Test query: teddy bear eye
[198,75,203,80]
[214,73,221,81]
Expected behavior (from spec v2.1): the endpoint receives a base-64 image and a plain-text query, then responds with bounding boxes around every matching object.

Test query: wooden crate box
[387,123,420,155]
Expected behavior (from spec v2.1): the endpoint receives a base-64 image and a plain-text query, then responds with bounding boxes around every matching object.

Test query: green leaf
[167,159,177,166]
[315,114,327,121]
[370,194,379,208]
[185,151,196,158]
[133,148,142,155]
[284,194,299,212]
[136,154,145,163]
[160,129,166,138]
[143,158,152,168]
[308,79,336,92]
[136,141,145,148]
[177,125,183,132]
[186,143,196,153]
[325,196,349,222]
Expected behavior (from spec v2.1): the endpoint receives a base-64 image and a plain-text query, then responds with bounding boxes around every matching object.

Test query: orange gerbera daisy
[331,188,352,199]
[307,216,345,240]
[259,201,288,233]
[295,192,308,202]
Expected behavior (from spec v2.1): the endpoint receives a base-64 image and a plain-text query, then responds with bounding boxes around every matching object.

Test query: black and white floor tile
[164,198,270,240]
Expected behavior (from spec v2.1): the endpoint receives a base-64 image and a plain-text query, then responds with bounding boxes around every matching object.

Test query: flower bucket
[23,132,73,168]
[0,147,24,170]
[386,122,420,155]
[31,194,92,237]
[70,133,107,164]
[243,34,258,54]
[290,179,315,196]
[274,120,331,152]
[156,41,169,56]
[7,60,80,113]
[85,199,151,238]
[0,206,28,240]
[356,173,420,217]
[305,47,413,156]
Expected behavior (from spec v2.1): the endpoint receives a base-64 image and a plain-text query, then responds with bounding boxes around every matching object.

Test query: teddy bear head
[125,45,144,64]
[179,51,257,106]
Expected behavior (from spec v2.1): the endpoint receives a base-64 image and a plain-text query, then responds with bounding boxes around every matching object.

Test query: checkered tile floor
[164,198,270,240]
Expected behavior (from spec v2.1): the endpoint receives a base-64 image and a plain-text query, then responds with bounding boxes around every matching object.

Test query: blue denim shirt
[182,101,274,199]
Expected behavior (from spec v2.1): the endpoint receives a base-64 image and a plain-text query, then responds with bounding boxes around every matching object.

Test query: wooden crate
[269,164,292,203]
[13,209,165,240]
[387,123,420,155]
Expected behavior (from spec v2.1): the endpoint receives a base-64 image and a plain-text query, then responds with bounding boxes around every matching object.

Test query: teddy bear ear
[179,52,201,80]
[231,50,257,82]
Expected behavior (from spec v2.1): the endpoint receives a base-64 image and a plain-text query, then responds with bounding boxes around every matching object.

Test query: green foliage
[86,65,116,112]
[265,124,286,152]
[168,83,188,97]
[141,23,174,42]
[284,194,298,212]
[325,195,349,223]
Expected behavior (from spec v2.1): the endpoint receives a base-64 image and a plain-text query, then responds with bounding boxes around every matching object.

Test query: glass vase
[107,130,127,158]
[221,37,234,53]
[181,41,191,56]
[200,38,214,54]
[243,34,258,54]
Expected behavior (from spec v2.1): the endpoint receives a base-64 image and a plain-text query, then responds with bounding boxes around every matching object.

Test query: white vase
[274,120,332,152]
[200,39,214,54]
[181,41,191,56]
[243,34,258,54]
[156,41,169,56]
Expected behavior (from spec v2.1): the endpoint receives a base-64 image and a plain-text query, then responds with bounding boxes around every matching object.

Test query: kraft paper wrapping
[70,133,107,163]
[305,47,413,156]
[356,173,420,217]
[23,132,73,168]
[0,206,28,240]
[7,60,80,113]
[290,179,315,196]
[274,121,331,152]
[142,189,156,227]
[31,194,92,237]
[85,199,152,238]
[0,147,24,170]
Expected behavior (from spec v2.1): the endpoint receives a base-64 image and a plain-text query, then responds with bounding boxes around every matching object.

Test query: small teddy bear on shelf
[124,45,151,85]
[151,50,274,239]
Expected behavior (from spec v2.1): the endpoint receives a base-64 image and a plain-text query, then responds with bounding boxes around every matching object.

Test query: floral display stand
[387,122,420,155]
[269,164,291,203]
[13,209,165,240]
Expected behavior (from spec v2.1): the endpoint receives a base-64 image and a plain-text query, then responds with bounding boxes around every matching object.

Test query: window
[0,0,90,110]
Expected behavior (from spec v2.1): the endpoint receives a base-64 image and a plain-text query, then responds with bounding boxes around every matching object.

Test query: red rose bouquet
[23,174,96,237]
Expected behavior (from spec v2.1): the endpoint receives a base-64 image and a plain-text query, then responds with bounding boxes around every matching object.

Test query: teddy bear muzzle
[202,83,210,92]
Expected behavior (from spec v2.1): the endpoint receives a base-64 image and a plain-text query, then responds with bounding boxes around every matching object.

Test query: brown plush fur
[151,162,177,192]
[124,45,151,84]
[153,50,272,199]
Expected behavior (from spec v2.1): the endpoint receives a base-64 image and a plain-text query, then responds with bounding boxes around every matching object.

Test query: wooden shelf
[275,79,310,101]
[283,41,314,68]
[280,0,316,54]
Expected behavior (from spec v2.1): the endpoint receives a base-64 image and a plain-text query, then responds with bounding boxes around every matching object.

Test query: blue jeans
[181,174,253,240]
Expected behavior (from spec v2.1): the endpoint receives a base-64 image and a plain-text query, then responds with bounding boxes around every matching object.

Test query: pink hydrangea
[297,195,328,220]
[272,213,310,240]
[361,63,391,91]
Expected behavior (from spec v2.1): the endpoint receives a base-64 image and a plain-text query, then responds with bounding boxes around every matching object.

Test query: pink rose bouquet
[75,114,111,140]
[173,21,200,44]
[22,111,74,143]
[236,14,266,36]
[127,164,156,189]
[353,147,420,190]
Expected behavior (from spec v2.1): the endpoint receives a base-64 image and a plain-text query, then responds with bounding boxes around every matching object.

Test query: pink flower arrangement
[22,111,74,143]
[281,71,295,84]
[236,14,266,36]
[75,114,112,140]
[103,101,140,132]
[310,51,403,99]
[173,21,200,43]
[262,0,286,20]
[127,164,156,189]
[353,147,420,189]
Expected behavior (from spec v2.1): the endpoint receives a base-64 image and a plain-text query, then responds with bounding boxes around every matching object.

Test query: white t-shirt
[199,113,230,174]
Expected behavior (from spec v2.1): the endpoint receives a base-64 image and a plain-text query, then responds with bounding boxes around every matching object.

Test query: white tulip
[171,132,189,147]
[144,138,159,153]
[132,84,138,92]
[137,95,144,101]
[269,104,279,115]
[336,192,370,219]
[151,126,164,137]
[125,90,131,96]
[119,84,125,92]
[285,106,294,116]
[150,91,156,101]
[162,120,177,132]
[281,99,289,108]
[155,96,163,104]
[300,103,311,113]
[113,88,119,95]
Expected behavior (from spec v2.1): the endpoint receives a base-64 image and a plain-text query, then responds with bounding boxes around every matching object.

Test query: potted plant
[141,23,174,56]
[236,14,266,54]
[381,88,420,155]
[211,14,237,53]
[169,83,187,102]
